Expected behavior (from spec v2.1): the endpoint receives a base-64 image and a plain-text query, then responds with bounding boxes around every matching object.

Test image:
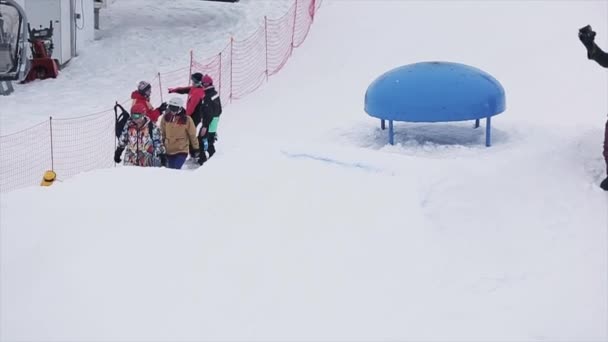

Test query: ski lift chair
[0,12,10,72]
[0,0,27,88]
[0,42,14,73]
[0,16,14,74]
[0,13,5,41]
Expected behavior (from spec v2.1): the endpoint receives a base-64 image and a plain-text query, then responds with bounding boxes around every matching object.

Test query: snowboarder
[159,97,199,169]
[579,25,608,190]
[131,80,166,123]
[197,74,222,166]
[114,103,167,167]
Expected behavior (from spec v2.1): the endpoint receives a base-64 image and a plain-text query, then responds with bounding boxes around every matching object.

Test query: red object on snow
[22,21,59,83]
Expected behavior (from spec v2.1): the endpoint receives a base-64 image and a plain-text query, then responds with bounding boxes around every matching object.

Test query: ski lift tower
[0,0,28,95]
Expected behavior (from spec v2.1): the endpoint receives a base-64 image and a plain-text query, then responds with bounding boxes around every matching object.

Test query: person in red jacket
[131,81,166,123]
[167,73,205,127]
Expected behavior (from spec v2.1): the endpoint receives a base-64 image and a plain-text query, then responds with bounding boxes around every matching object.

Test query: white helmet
[168,97,184,108]
[167,97,184,113]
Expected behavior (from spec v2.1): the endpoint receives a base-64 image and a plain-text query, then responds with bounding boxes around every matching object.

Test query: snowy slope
[1,0,607,341]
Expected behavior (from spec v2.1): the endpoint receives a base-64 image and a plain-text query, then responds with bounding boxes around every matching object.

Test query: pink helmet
[202,74,213,86]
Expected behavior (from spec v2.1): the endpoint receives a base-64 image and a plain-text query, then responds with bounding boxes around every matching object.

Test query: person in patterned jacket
[114,103,167,167]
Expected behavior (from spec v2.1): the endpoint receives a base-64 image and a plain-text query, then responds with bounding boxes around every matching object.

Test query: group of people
[113,72,222,170]
[578,25,608,190]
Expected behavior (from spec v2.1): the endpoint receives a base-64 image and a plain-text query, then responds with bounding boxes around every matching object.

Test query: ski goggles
[167,105,181,113]
[131,113,144,120]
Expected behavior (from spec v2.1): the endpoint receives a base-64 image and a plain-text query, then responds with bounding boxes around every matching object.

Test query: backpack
[114,103,130,139]
[114,103,155,139]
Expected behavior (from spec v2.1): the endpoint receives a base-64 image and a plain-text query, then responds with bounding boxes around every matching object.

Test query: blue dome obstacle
[364,62,506,146]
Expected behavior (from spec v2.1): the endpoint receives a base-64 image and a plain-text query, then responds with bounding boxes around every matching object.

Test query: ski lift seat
[0,42,14,73]
[0,0,27,82]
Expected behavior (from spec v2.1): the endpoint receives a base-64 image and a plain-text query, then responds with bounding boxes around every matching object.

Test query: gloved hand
[190,149,200,158]
[114,147,124,163]
[168,88,175,94]
[600,177,608,191]
[160,154,167,167]
[579,25,596,48]
[157,102,167,113]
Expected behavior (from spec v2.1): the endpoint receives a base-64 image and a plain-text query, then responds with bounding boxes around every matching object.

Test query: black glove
[160,154,167,167]
[114,147,124,163]
[600,177,608,191]
[579,25,596,48]
[157,102,168,113]
[189,145,198,159]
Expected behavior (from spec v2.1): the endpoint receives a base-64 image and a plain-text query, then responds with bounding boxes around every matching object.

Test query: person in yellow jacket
[159,97,200,169]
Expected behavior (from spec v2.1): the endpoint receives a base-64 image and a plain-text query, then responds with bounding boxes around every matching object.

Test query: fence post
[49,116,54,170]
[291,0,298,53]
[230,36,234,103]
[218,51,223,97]
[157,72,164,103]
[189,50,194,85]
[264,16,269,80]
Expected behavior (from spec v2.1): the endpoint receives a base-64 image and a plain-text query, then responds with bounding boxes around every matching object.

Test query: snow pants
[199,132,216,163]
[167,153,188,169]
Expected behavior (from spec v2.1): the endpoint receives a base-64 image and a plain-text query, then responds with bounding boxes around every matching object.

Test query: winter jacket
[118,117,166,167]
[200,85,222,133]
[587,43,608,68]
[131,91,161,123]
[168,86,205,123]
[196,85,223,140]
[160,111,199,156]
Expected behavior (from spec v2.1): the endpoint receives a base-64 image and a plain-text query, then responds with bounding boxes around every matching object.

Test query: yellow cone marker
[40,170,57,187]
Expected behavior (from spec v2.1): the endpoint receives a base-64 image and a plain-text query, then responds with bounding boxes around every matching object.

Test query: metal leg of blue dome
[389,120,394,145]
[485,116,491,147]
[381,119,385,130]
[475,119,480,128]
